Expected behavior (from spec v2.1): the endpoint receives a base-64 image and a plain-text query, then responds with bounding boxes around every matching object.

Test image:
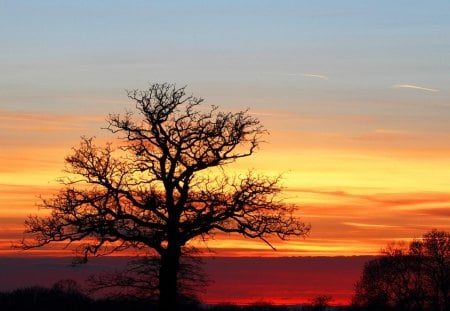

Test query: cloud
[248,111,291,118]
[410,207,450,217]
[343,222,398,229]
[0,109,104,133]
[301,73,328,79]
[392,84,439,92]
[292,188,450,209]
[277,72,328,79]
[351,128,417,142]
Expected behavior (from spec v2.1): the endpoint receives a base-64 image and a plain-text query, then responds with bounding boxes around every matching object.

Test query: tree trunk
[158,244,181,311]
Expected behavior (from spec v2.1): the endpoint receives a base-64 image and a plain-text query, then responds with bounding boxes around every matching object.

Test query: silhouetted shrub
[303,295,333,311]
[244,303,290,311]
[0,280,91,311]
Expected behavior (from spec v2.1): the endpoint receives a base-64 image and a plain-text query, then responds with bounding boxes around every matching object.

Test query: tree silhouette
[19,83,310,311]
[87,249,208,303]
[0,280,91,311]
[411,230,450,311]
[307,295,333,311]
[353,229,449,311]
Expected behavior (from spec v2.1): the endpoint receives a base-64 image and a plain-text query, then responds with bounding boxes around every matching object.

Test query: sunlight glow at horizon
[2,105,450,256]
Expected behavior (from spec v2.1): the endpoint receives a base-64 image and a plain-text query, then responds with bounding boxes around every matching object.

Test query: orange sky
[1,106,450,257]
[1,1,450,258]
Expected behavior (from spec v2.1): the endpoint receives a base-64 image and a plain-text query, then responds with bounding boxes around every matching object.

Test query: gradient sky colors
[1,1,450,257]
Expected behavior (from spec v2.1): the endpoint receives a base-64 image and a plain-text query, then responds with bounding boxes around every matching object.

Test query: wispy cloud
[343,222,398,229]
[351,128,416,142]
[413,208,450,217]
[392,84,439,92]
[292,188,450,209]
[301,73,328,79]
[0,110,104,133]
[270,72,329,80]
[248,111,291,118]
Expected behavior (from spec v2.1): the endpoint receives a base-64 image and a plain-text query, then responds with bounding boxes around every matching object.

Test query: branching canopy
[20,83,310,260]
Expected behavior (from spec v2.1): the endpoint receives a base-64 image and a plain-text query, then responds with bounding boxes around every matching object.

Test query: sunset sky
[1,0,450,259]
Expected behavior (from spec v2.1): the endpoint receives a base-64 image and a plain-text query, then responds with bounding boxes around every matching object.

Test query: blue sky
[2,0,449,115]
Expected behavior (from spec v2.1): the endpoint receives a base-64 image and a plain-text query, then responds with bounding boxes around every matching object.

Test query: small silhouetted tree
[353,229,449,311]
[308,295,333,311]
[19,83,310,311]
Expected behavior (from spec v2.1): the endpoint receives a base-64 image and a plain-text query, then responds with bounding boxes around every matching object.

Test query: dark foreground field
[0,285,349,311]
[0,256,370,305]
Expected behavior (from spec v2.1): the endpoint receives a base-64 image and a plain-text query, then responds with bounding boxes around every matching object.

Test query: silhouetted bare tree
[353,229,449,311]
[19,83,310,311]
[411,230,450,311]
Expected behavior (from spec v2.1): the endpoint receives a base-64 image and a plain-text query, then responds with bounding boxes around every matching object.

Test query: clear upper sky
[1,1,450,256]
[2,1,449,110]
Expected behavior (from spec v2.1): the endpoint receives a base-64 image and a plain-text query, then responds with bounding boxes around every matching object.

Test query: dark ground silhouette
[0,282,347,311]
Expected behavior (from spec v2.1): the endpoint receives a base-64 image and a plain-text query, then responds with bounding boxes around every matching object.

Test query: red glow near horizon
[0,256,367,306]
[201,257,367,306]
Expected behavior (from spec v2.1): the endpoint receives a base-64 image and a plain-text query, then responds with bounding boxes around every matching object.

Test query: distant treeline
[4,279,448,311]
